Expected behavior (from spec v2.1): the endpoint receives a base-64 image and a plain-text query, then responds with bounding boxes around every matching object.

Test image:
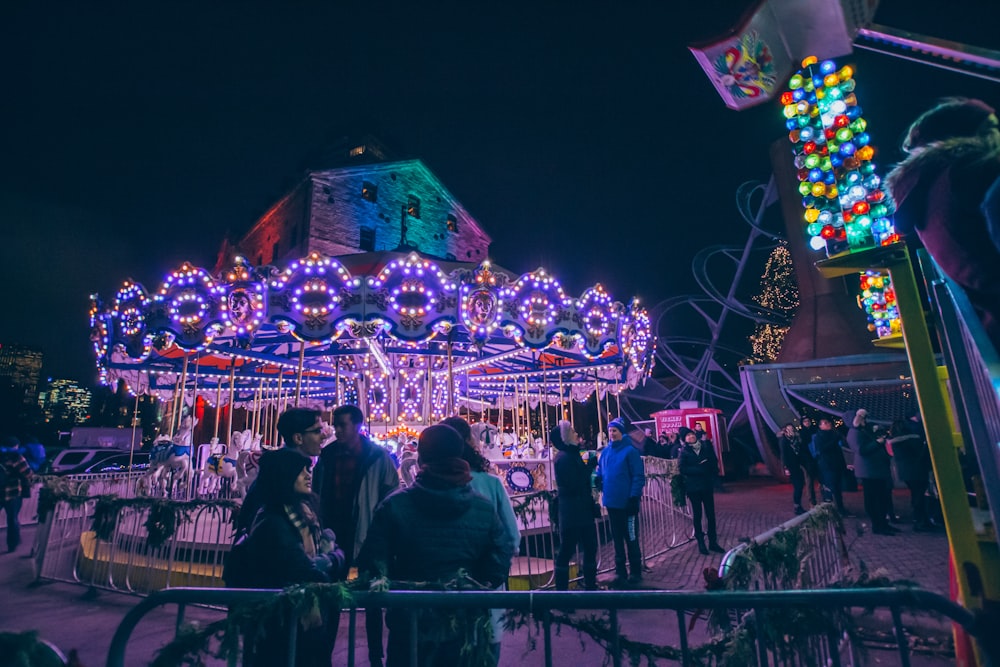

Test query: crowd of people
[776,411,938,535]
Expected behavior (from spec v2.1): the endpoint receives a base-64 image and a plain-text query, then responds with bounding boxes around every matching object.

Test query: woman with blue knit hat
[594,417,645,587]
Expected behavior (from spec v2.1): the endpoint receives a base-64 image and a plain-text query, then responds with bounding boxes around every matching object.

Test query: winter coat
[594,436,645,509]
[678,442,718,494]
[357,479,514,589]
[810,429,847,472]
[888,433,931,482]
[469,471,521,554]
[235,506,342,589]
[845,415,891,480]
[554,445,598,528]
[313,436,400,562]
[888,131,1000,347]
[779,433,813,472]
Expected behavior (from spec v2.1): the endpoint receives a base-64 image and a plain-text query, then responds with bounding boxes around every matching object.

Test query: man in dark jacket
[846,409,896,535]
[551,420,598,590]
[810,417,851,516]
[313,404,399,667]
[678,430,724,555]
[357,424,514,667]
[1,436,33,553]
[779,423,817,515]
[888,416,934,531]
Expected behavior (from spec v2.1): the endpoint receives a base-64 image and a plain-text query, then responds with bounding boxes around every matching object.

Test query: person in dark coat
[887,97,1000,350]
[678,430,724,555]
[888,417,934,531]
[845,409,896,535]
[810,417,850,515]
[779,423,817,515]
[357,424,514,667]
[551,420,599,591]
[1,436,33,553]
[229,447,346,667]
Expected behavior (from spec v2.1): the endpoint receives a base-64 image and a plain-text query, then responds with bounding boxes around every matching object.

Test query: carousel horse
[141,417,196,497]
[200,431,248,497]
[398,448,419,488]
[234,431,265,498]
[470,422,500,455]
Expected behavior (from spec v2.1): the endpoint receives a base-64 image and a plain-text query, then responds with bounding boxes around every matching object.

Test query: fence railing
[31,458,691,596]
[106,585,991,667]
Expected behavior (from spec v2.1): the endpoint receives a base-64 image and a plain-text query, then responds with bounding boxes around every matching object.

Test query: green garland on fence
[151,571,494,667]
[38,478,241,548]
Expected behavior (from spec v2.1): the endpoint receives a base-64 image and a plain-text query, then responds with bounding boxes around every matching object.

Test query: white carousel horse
[199,432,248,497]
[234,431,265,498]
[141,418,196,497]
[470,422,500,454]
[398,449,419,488]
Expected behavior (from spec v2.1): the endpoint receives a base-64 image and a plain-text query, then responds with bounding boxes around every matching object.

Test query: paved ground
[0,478,954,666]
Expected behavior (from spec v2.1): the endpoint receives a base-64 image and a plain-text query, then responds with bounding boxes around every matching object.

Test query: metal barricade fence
[2,472,147,532]
[106,586,990,667]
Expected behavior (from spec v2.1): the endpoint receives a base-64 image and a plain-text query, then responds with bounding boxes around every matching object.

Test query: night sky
[2,2,997,385]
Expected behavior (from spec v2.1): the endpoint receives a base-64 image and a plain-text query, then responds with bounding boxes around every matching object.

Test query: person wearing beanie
[225,446,346,666]
[442,416,520,665]
[845,409,895,535]
[679,428,725,555]
[357,423,514,667]
[550,420,599,591]
[888,97,1000,349]
[594,417,645,587]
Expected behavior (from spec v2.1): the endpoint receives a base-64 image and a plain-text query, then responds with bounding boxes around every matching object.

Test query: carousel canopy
[90,251,654,420]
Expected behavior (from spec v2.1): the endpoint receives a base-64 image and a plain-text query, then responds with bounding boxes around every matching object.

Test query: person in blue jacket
[594,417,645,587]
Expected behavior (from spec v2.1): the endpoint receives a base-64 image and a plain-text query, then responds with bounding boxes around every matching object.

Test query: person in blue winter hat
[594,417,645,587]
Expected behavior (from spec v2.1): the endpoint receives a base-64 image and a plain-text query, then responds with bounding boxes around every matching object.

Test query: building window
[446,214,458,233]
[360,227,376,252]
[407,195,420,219]
[350,145,365,157]
[362,181,378,203]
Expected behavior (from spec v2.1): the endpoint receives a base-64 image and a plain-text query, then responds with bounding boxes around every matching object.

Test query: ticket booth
[651,405,728,476]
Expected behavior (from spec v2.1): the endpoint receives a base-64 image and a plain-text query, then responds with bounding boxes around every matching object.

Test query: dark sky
[2,2,997,384]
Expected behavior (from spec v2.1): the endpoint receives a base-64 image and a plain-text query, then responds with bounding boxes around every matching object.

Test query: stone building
[216,138,492,270]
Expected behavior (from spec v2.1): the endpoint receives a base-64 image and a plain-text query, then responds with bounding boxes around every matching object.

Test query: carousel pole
[227,362,236,440]
[594,377,603,439]
[446,340,455,417]
[335,357,342,406]
[213,379,223,441]
[128,393,140,472]
[558,372,565,420]
[176,352,190,434]
[499,375,508,438]
[295,342,306,407]
[524,375,530,441]
[615,376,622,416]
[275,369,284,444]
[512,377,519,439]
[253,375,264,435]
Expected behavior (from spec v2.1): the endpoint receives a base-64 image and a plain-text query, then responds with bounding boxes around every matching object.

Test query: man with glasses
[233,407,328,539]
[314,404,400,667]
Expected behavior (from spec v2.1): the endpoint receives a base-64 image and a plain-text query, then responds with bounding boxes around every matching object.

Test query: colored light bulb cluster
[783,57,897,255]
[860,271,901,338]
[509,270,567,328]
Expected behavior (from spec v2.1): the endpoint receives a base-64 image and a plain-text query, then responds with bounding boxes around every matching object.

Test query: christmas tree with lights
[750,244,799,361]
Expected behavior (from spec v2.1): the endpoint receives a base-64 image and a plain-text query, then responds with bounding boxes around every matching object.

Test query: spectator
[798,416,818,446]
[20,435,46,473]
[668,429,687,459]
[441,416,520,665]
[1,436,33,553]
[550,419,599,591]
[235,407,327,539]
[678,429,724,555]
[888,417,935,532]
[778,423,818,515]
[313,404,399,667]
[809,417,851,516]
[357,424,514,667]
[887,97,1000,349]
[594,417,645,587]
[845,409,896,535]
[641,428,670,459]
[225,447,345,666]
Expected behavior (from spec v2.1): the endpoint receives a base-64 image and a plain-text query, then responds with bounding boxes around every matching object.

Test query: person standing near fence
[1,435,33,554]
[594,417,645,588]
[678,429,725,555]
[441,416,520,665]
[550,419,599,591]
[888,417,935,532]
[810,417,851,516]
[313,404,400,667]
[779,423,818,515]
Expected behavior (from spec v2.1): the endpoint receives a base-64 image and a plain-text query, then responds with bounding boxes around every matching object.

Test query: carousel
[90,250,655,495]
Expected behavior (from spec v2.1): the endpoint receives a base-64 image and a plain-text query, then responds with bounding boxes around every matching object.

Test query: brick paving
[0,477,953,666]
